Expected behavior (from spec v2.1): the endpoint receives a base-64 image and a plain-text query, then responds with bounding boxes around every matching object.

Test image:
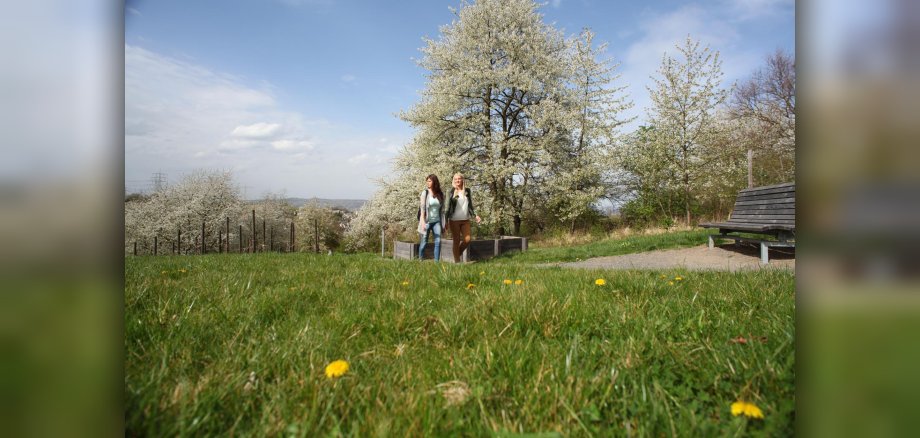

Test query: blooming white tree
[125,170,242,254]
[543,29,633,232]
[646,36,731,224]
[398,0,573,235]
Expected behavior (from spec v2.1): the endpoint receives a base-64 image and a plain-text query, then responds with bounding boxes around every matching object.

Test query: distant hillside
[283,198,367,211]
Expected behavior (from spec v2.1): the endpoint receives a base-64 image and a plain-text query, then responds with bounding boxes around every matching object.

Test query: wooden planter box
[393,235,527,262]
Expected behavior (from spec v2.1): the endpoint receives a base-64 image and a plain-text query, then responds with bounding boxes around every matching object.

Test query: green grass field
[125,232,794,436]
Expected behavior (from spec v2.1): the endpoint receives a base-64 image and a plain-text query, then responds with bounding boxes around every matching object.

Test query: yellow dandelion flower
[179,269,187,273]
[731,401,764,419]
[668,281,674,286]
[514,279,523,285]
[595,278,606,286]
[401,280,409,286]
[731,402,745,416]
[675,276,683,281]
[325,360,349,379]
[467,283,475,289]
[503,279,512,285]
[660,274,666,279]
[479,271,485,276]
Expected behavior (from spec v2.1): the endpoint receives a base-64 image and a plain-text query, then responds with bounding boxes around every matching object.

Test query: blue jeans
[419,221,441,261]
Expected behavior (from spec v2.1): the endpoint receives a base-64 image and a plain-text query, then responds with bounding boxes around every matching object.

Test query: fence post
[314,218,319,253]
[226,217,230,253]
[291,222,295,253]
[494,238,500,257]
[133,241,137,256]
[381,228,385,257]
[177,229,181,255]
[154,236,158,256]
[251,210,256,253]
[239,225,243,254]
[262,220,266,253]
[201,222,206,254]
[522,237,528,252]
[270,226,274,252]
[218,231,222,254]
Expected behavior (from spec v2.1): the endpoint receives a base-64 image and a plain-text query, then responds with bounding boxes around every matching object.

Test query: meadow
[125,232,794,436]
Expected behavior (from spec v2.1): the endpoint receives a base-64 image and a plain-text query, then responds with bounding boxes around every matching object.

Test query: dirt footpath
[553,243,795,272]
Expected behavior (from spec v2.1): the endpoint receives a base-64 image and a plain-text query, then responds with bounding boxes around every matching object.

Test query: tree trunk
[512,214,521,236]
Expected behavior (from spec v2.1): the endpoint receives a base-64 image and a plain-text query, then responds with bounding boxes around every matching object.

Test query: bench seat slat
[738,185,796,196]
[732,208,796,215]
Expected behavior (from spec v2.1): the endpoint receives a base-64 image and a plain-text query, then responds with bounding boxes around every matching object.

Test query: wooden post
[133,241,137,256]
[522,237,528,252]
[314,218,319,253]
[251,210,256,253]
[494,238,500,257]
[239,225,243,254]
[154,236,158,256]
[270,226,274,252]
[178,229,182,255]
[172,242,175,255]
[291,222,295,253]
[381,228,385,257]
[226,217,230,253]
[262,220,266,253]
[218,231,222,254]
[201,222,206,254]
[747,148,753,188]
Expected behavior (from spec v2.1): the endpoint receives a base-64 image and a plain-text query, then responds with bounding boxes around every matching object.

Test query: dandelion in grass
[595,278,606,286]
[479,271,485,276]
[401,280,409,286]
[325,360,349,379]
[674,276,683,281]
[668,281,674,286]
[660,274,666,279]
[503,279,512,285]
[467,283,475,289]
[514,279,523,285]
[179,269,187,273]
[731,401,764,419]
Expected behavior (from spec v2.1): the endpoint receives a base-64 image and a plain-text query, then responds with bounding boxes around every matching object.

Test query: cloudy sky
[125,0,794,199]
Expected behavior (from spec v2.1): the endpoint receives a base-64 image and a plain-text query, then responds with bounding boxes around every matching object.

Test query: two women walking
[417,172,481,263]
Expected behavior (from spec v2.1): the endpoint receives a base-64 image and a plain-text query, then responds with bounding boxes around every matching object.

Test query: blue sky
[125,0,794,199]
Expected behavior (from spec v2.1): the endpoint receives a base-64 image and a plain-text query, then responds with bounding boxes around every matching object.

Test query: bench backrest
[728,182,795,227]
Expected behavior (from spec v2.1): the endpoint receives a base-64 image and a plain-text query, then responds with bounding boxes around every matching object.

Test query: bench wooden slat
[739,182,795,193]
[730,215,795,221]
[735,192,796,202]
[733,208,796,215]
[734,198,796,207]
[738,185,796,196]
[722,218,795,225]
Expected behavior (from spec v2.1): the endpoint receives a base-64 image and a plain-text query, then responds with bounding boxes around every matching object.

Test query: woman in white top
[417,174,445,261]
[445,173,481,262]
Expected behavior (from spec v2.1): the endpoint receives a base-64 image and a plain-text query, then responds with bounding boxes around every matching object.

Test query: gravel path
[550,243,795,272]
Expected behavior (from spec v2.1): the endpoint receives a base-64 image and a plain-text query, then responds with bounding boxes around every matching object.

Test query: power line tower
[151,172,168,193]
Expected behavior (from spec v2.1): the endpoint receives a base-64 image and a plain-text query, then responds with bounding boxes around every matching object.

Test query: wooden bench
[699,182,795,264]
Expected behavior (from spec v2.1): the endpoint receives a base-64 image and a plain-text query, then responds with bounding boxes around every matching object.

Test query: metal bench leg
[708,235,714,249]
[761,242,769,264]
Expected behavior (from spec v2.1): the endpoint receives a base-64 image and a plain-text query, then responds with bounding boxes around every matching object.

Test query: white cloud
[125,44,403,198]
[348,153,369,164]
[231,122,282,138]
[271,139,314,151]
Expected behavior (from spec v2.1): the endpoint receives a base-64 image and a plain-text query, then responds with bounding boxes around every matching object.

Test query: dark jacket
[445,187,476,224]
